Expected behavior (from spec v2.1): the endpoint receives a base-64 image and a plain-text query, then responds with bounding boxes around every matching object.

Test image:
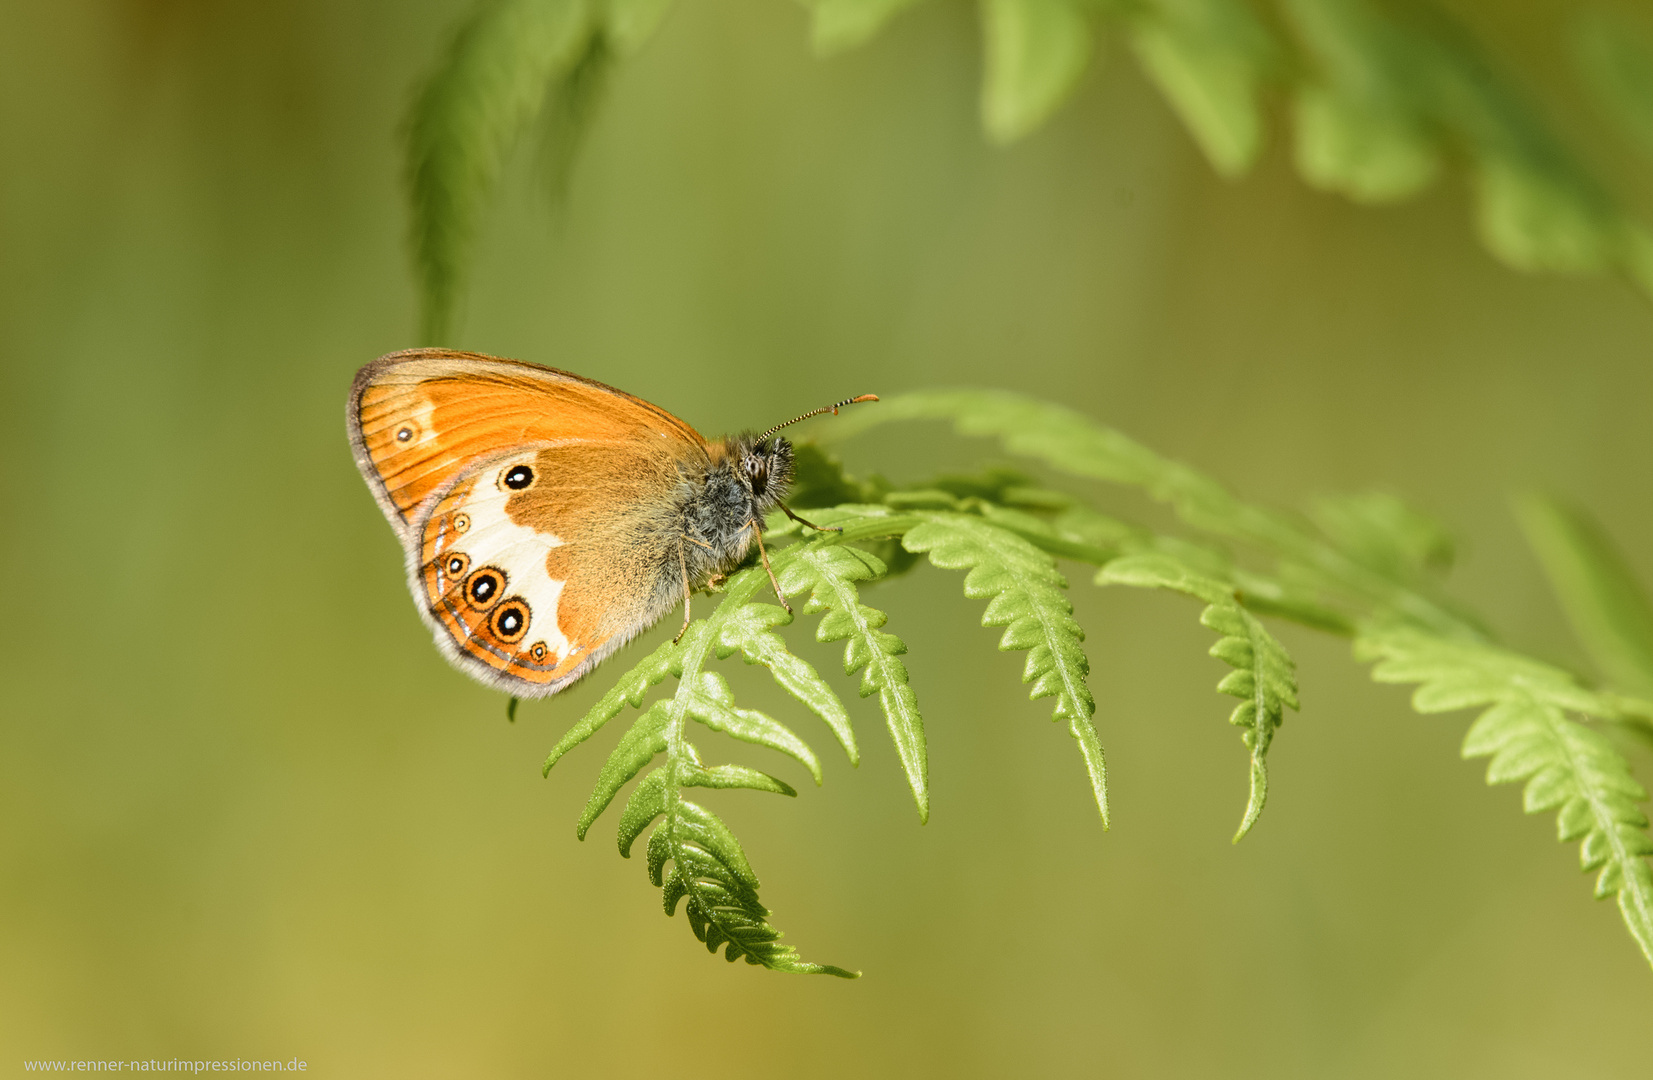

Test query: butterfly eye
[465,567,505,609]
[503,464,535,491]
[491,600,530,643]
[395,426,414,443]
[746,459,768,494]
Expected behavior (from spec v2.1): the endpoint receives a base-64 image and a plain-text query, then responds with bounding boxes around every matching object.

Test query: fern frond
[829,389,1475,638]
[1278,0,1442,203]
[805,0,1652,295]
[638,785,856,976]
[406,0,680,340]
[405,0,598,341]
[614,757,854,975]
[546,557,858,974]
[777,543,929,820]
[521,385,1653,979]
[1098,552,1299,840]
[517,388,1653,978]
[798,0,923,55]
[787,443,888,509]
[681,670,822,783]
[901,511,1108,825]
[544,580,854,782]
[1356,628,1653,969]
[979,0,1095,144]
[972,500,1120,568]
[404,0,1653,358]
[1127,0,1274,176]
[605,0,676,53]
[1308,492,1455,585]
[533,31,612,204]
[577,670,818,836]
[705,596,859,766]
[543,637,676,775]
[551,575,839,835]
[823,388,1284,539]
[1281,0,1653,293]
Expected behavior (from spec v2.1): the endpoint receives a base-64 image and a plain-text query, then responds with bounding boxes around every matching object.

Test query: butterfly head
[732,392,876,517]
[733,435,795,516]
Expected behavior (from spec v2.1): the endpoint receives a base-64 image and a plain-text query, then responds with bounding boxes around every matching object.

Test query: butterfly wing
[349,349,709,696]
[349,348,705,538]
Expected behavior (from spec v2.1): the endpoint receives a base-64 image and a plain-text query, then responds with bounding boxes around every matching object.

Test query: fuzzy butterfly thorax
[681,434,795,579]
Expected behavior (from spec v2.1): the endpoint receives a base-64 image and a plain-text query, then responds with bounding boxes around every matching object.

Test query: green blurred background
[4,0,1653,1076]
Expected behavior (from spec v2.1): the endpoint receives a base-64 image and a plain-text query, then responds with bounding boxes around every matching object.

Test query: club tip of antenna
[851,394,879,403]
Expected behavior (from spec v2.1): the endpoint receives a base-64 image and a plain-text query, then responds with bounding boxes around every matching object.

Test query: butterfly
[347,348,876,699]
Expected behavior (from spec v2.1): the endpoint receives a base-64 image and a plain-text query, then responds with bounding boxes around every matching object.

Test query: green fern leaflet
[1358,628,1653,968]
[902,510,1108,825]
[1099,552,1299,841]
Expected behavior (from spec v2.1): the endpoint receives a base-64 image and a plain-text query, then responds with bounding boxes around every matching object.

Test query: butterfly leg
[750,520,793,615]
[677,535,724,595]
[782,504,842,533]
[674,540,692,645]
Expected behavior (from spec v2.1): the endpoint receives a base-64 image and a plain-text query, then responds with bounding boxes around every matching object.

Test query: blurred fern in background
[406,0,1653,341]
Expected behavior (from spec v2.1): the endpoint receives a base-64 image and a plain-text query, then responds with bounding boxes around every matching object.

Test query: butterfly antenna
[758,394,879,442]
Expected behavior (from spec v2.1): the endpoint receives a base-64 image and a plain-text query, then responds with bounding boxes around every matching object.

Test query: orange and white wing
[348,348,703,539]
[348,349,706,696]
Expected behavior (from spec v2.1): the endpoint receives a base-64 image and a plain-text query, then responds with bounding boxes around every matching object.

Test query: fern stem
[1233,612,1274,843]
[829,391,1484,638]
